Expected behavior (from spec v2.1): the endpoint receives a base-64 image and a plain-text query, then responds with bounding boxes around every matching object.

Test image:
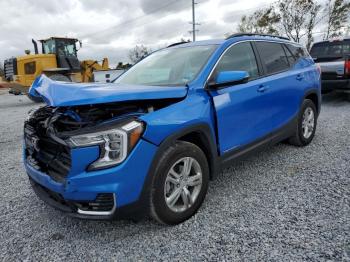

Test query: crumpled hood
[29,75,188,107]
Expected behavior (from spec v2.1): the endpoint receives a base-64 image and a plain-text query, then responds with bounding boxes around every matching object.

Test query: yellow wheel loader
[2,37,109,101]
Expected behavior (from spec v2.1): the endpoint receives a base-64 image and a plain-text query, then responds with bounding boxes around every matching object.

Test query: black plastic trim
[226,33,290,41]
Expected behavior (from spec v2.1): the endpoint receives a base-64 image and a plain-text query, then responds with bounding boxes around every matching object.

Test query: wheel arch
[154,124,220,180]
[176,129,219,180]
[303,89,321,115]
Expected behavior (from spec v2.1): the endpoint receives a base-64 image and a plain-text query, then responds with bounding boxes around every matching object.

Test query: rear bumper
[25,139,158,220]
[322,79,350,91]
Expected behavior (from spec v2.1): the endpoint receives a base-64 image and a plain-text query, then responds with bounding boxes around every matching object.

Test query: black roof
[226,33,290,41]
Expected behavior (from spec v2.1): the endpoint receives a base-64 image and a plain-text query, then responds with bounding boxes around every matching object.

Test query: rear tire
[288,99,317,147]
[150,141,209,225]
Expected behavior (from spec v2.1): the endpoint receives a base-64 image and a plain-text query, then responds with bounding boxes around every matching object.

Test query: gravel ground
[0,90,349,261]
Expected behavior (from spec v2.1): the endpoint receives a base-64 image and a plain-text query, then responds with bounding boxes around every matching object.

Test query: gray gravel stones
[0,91,349,261]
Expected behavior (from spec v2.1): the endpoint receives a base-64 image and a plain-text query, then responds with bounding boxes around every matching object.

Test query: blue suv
[25,34,321,224]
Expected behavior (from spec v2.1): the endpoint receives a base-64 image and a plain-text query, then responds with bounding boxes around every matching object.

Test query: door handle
[257,85,268,92]
[296,74,303,81]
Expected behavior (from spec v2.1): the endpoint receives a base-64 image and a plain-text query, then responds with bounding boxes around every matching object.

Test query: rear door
[209,41,278,154]
[254,41,304,130]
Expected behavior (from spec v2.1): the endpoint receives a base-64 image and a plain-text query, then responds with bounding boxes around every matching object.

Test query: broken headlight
[67,120,144,170]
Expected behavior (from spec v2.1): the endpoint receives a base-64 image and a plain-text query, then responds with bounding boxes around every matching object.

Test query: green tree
[237,7,281,34]
[128,45,152,64]
[278,0,321,49]
[0,61,4,78]
[323,0,350,39]
[116,62,132,70]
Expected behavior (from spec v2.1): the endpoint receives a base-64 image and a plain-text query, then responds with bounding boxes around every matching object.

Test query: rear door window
[282,45,296,65]
[255,42,289,75]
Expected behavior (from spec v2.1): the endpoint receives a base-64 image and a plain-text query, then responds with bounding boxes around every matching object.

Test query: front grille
[24,120,71,183]
[4,57,17,81]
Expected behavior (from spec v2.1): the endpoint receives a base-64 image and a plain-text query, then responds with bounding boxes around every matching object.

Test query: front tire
[150,141,209,225]
[288,99,317,146]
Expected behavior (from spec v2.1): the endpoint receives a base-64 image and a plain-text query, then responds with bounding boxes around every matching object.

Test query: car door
[254,41,307,130]
[209,41,277,154]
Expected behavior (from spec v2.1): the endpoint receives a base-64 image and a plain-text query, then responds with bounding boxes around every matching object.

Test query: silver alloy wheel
[302,107,315,139]
[164,157,203,213]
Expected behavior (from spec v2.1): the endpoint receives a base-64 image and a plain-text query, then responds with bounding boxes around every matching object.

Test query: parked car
[310,38,350,95]
[24,33,321,225]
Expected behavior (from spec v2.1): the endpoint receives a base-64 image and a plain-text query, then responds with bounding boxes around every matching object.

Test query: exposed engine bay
[27,98,180,135]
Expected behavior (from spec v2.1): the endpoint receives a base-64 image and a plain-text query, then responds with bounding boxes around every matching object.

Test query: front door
[209,41,277,154]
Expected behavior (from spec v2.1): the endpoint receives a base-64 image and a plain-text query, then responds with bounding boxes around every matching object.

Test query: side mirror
[79,40,82,48]
[209,71,249,89]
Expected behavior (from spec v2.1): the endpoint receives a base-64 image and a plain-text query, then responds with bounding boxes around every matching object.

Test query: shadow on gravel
[321,91,350,105]
[39,142,286,234]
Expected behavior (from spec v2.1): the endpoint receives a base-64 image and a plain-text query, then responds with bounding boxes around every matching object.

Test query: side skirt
[219,116,297,171]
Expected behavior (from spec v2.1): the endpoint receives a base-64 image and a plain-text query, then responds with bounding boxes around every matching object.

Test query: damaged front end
[24,98,181,217]
[24,99,179,182]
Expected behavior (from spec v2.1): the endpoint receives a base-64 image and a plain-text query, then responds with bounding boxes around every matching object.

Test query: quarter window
[213,42,259,81]
[256,42,289,75]
[287,44,308,59]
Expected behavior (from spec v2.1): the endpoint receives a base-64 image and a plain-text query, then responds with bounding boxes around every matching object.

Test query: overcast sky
[0,0,331,66]
[0,0,278,65]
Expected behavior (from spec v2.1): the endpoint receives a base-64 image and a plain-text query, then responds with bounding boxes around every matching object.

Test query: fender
[146,123,220,180]
[303,88,321,116]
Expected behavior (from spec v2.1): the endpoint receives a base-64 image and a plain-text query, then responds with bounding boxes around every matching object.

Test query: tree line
[236,0,350,50]
[0,62,3,78]
[129,0,349,63]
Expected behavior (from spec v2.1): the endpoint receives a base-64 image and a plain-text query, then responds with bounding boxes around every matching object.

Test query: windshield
[115,45,217,86]
[310,41,350,58]
[43,39,56,54]
[56,39,76,57]
[43,39,77,57]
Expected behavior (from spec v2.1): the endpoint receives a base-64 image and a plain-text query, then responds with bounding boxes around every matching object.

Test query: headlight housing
[67,120,144,170]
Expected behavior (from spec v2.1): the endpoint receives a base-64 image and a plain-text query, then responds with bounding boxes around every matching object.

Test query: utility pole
[192,0,196,41]
[189,0,199,42]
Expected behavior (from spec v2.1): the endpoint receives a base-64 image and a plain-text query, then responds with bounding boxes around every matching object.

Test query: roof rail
[226,33,290,41]
[167,41,190,48]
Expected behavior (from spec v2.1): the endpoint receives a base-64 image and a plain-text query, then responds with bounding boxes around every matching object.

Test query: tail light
[345,58,350,76]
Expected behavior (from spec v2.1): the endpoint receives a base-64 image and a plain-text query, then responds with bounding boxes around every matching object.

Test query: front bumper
[322,79,350,91]
[25,139,158,219]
